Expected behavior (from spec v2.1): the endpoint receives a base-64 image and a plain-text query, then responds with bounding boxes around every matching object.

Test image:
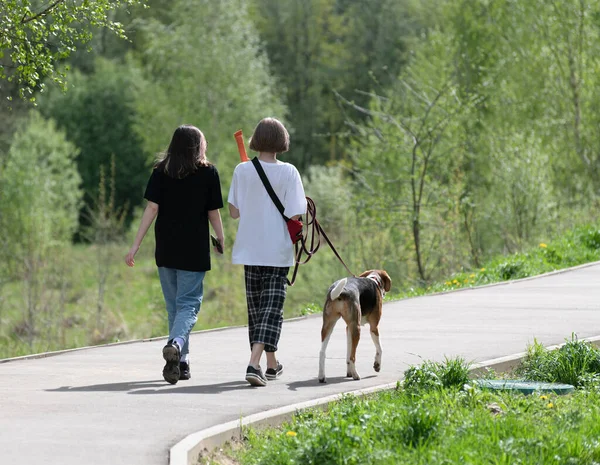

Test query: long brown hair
[155,125,209,178]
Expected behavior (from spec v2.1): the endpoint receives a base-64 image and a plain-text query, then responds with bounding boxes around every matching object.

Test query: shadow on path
[45,375,379,395]
[285,375,377,391]
[130,380,252,394]
[47,380,166,392]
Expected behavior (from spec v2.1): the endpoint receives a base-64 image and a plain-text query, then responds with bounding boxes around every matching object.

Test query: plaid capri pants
[244,265,289,352]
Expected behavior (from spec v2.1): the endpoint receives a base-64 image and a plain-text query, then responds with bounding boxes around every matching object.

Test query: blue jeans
[158,267,205,357]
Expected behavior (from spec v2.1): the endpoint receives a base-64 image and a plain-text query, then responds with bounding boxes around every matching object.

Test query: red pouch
[287,219,303,244]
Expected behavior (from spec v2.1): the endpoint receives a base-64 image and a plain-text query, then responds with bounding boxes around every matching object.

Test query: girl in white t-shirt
[228,117,307,386]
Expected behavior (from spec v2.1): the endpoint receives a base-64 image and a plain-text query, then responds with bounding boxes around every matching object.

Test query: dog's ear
[380,270,392,292]
[359,270,375,278]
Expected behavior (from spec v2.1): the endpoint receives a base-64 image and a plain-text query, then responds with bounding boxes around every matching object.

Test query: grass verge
[208,338,600,465]
[387,223,600,300]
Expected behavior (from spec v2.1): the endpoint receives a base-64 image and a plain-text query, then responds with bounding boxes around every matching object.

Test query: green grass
[386,223,600,301]
[221,385,600,465]
[515,335,600,388]
[402,356,471,393]
[0,244,167,359]
[211,351,600,465]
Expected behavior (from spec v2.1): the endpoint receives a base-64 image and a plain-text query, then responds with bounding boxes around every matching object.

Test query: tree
[342,28,478,283]
[39,58,149,232]
[132,0,286,182]
[0,0,144,100]
[250,0,416,167]
[250,0,346,167]
[0,111,82,345]
[444,0,599,247]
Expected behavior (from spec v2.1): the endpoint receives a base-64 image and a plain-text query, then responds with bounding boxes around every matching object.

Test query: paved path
[1,263,600,465]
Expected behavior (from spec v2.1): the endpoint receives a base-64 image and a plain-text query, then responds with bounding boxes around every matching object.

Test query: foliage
[403,356,471,393]
[0,111,82,270]
[39,58,149,231]
[0,110,82,346]
[339,0,600,282]
[132,0,286,184]
[579,228,600,251]
[344,27,479,283]
[391,223,600,299]
[250,0,417,167]
[445,0,600,249]
[516,335,600,388]
[84,157,127,327]
[303,165,353,236]
[0,0,144,100]
[234,383,600,465]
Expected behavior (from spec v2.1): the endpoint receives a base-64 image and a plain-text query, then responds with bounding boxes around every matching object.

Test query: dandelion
[547,403,554,409]
[469,274,475,278]
[539,395,548,401]
[286,431,297,437]
[539,243,547,248]
[464,279,469,283]
[452,279,458,284]
[480,268,486,272]
[445,281,451,285]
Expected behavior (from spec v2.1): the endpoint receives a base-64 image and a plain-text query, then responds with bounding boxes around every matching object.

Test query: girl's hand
[213,236,224,255]
[125,246,139,267]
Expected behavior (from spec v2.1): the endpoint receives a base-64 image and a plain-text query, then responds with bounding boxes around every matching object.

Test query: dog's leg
[345,326,352,377]
[346,323,361,380]
[318,313,340,383]
[370,326,382,372]
[367,308,383,373]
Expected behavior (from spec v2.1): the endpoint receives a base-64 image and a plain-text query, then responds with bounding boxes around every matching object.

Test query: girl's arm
[208,209,225,253]
[228,203,240,219]
[125,201,159,267]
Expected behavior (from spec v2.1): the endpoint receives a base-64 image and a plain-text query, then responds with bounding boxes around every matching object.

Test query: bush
[516,335,600,388]
[579,227,600,250]
[402,356,471,393]
[497,260,526,280]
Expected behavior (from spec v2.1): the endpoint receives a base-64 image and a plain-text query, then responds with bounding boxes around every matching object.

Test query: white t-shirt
[228,159,307,267]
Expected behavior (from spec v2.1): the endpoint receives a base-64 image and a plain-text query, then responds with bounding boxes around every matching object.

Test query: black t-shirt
[144,165,223,272]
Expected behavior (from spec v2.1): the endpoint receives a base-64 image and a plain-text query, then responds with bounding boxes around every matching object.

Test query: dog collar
[366,273,385,297]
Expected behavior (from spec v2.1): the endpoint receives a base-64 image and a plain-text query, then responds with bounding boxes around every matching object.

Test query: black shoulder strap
[251,157,289,221]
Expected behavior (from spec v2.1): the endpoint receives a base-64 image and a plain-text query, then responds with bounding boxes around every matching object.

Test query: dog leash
[288,196,356,286]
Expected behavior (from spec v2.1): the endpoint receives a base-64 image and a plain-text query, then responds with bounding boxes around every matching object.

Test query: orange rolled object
[234,130,250,162]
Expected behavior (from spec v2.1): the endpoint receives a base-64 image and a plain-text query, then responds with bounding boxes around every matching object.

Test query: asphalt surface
[1,263,599,465]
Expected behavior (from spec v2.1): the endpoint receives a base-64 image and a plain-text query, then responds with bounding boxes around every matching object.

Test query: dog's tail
[330,278,347,300]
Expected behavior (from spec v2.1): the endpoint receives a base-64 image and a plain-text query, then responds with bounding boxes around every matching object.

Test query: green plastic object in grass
[473,379,574,395]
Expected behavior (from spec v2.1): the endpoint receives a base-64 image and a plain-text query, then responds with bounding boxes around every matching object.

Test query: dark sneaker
[162,340,181,385]
[179,361,191,380]
[265,362,284,380]
[245,365,267,387]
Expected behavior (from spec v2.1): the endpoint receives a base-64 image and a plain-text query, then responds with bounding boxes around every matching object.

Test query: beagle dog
[318,269,392,383]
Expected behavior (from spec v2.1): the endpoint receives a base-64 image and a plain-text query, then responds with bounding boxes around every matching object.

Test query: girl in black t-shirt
[125,125,224,384]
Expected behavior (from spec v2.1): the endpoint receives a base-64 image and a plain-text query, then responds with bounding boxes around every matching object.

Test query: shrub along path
[1,262,600,465]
